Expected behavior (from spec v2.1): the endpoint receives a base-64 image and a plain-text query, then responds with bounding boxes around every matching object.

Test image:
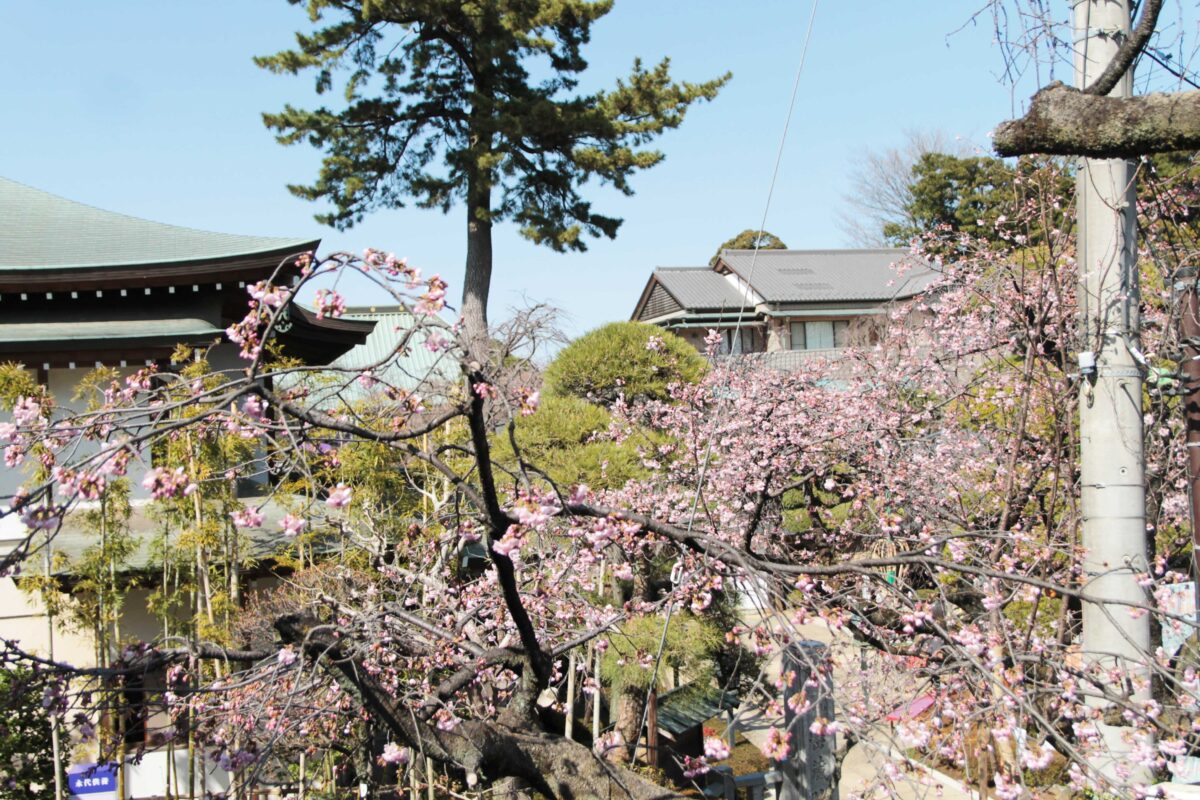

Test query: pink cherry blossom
[379,742,410,765]
[314,288,347,319]
[280,514,307,537]
[703,736,730,760]
[142,466,191,499]
[763,728,791,761]
[326,484,352,509]
[231,507,265,528]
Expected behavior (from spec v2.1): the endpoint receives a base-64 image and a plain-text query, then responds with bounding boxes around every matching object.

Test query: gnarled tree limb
[1083,0,1163,96]
[994,81,1200,157]
[993,0,1179,158]
[275,613,679,800]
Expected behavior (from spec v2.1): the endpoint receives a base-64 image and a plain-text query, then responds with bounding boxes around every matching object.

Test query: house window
[790,320,849,350]
[721,328,756,354]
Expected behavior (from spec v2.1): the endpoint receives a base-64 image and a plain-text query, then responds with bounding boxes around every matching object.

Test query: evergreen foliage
[492,394,647,491]
[542,322,705,407]
[709,229,786,266]
[600,614,721,693]
[0,669,54,800]
[256,0,728,247]
[883,152,1016,244]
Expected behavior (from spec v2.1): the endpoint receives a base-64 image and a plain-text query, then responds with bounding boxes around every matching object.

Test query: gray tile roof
[654,268,746,310]
[0,176,315,270]
[717,249,936,303]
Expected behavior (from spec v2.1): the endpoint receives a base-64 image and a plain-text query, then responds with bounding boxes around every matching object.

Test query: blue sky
[1,1,1042,338]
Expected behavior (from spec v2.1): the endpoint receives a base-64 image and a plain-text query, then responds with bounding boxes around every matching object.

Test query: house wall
[50,366,153,499]
[766,318,787,353]
[770,309,887,352]
[0,569,191,671]
[676,329,709,352]
[0,364,36,501]
[0,366,148,501]
[0,343,261,503]
[640,284,682,321]
[668,325,766,355]
[653,306,894,360]
[0,576,283,671]
[0,573,94,665]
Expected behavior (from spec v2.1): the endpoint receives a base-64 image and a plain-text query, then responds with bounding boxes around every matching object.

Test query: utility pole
[1180,275,1200,583]
[1074,0,1152,786]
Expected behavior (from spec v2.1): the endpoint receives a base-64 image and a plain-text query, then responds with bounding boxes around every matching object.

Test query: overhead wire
[627,0,823,767]
[1145,47,1200,89]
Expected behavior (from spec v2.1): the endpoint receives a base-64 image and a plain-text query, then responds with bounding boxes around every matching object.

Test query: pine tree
[257,0,729,343]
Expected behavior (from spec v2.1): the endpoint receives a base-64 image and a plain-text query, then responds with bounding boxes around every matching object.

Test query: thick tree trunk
[276,615,678,800]
[1181,278,1200,581]
[613,685,645,763]
[462,173,493,355]
[994,82,1200,158]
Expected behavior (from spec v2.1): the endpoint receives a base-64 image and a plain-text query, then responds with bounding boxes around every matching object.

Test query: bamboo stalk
[564,651,576,740]
[44,530,65,800]
[592,643,602,741]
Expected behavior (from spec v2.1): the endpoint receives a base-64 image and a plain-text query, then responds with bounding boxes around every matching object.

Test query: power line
[1145,47,1200,90]
[628,0,823,768]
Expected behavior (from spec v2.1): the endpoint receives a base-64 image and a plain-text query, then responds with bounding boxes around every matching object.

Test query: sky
[1,1,1045,340]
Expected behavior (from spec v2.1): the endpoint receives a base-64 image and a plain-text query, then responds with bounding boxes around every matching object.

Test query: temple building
[0,175,378,707]
[0,175,375,499]
[0,178,476,796]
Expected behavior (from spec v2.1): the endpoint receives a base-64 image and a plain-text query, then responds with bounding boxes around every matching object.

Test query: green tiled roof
[0,177,315,270]
[0,318,219,343]
[332,309,460,391]
[658,683,739,737]
[275,308,460,406]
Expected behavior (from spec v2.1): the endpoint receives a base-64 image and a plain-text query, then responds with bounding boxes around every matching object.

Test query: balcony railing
[709,348,847,372]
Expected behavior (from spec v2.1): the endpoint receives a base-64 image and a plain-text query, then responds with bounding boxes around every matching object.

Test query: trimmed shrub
[543,322,705,407]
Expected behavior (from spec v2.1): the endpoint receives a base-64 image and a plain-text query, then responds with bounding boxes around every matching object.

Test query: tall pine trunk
[461,170,493,354]
[613,685,645,763]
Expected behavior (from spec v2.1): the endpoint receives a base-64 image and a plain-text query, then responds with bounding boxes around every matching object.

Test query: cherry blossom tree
[3,158,1200,798]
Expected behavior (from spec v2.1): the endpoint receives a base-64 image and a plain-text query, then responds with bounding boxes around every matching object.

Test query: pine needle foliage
[256,0,729,248]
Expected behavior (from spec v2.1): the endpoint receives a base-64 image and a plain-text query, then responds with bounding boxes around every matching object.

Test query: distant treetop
[710,229,786,266]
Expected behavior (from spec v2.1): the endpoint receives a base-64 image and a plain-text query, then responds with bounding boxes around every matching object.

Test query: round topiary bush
[492,394,649,490]
[543,322,706,407]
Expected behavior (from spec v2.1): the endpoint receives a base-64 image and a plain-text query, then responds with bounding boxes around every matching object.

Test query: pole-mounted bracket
[1073,26,1127,45]
[1096,365,1142,378]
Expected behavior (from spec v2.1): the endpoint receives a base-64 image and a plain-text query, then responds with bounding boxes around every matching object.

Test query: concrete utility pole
[1179,276,1200,582]
[1074,0,1152,784]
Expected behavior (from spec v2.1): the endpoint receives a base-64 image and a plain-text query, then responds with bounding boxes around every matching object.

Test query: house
[630,249,937,366]
[0,177,408,795]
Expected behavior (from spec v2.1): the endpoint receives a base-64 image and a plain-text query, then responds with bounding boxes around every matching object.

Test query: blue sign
[67,763,118,799]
